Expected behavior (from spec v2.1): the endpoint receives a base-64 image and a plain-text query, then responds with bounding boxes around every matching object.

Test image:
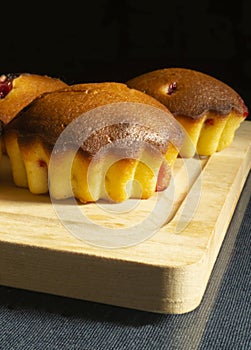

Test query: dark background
[2,0,251,119]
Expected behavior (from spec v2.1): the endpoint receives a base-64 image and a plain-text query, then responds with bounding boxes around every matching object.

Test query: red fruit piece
[0,74,17,99]
[167,81,177,95]
[156,161,171,192]
[205,118,214,126]
[38,160,47,168]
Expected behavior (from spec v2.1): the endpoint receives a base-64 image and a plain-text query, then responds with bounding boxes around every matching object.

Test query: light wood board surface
[0,121,250,314]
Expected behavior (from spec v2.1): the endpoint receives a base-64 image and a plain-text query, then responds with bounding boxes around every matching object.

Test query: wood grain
[0,121,250,314]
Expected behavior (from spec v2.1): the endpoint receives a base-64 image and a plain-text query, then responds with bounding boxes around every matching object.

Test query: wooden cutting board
[0,121,250,314]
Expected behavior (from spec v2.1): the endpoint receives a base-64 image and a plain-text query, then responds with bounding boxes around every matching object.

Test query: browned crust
[5,82,184,157]
[127,68,249,119]
[0,73,68,125]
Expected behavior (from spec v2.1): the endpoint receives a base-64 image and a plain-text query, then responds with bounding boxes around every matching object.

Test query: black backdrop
[2,0,251,119]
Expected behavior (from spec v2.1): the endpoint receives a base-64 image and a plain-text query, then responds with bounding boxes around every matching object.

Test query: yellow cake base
[176,112,245,157]
[4,131,179,203]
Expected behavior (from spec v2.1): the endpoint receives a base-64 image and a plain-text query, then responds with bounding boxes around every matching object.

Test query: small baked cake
[0,73,68,125]
[127,68,249,157]
[4,82,184,203]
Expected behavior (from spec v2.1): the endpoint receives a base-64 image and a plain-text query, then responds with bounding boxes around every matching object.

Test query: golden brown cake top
[127,68,249,119]
[0,73,68,125]
[5,82,184,156]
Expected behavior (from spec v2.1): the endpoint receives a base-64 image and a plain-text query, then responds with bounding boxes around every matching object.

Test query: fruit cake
[127,68,249,157]
[0,73,68,125]
[4,82,184,203]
